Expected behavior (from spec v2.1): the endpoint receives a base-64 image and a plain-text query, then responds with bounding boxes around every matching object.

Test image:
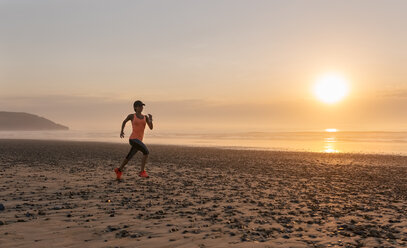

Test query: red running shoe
[114,168,122,180]
[139,170,149,178]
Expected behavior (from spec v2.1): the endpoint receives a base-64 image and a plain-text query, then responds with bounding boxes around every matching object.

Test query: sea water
[0,130,406,156]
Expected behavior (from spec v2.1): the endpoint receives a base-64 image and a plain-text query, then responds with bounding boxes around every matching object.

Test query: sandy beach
[0,139,406,248]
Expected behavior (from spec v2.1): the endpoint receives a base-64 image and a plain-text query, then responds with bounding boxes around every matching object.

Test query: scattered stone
[240,234,249,242]
[106,225,119,232]
[369,229,381,238]
[387,232,397,240]
[115,230,130,238]
[25,212,34,217]
[130,233,143,238]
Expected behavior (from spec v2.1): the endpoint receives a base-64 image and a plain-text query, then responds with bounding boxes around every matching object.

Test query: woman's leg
[119,158,129,171]
[129,139,150,173]
[120,145,137,171]
[140,154,148,172]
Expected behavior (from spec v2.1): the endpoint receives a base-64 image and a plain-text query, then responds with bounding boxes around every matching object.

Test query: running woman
[115,100,153,179]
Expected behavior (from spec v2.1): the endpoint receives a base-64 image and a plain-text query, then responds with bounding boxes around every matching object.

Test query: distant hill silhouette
[0,112,69,131]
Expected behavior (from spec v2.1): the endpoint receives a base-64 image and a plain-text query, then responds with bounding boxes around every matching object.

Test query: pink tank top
[129,114,146,141]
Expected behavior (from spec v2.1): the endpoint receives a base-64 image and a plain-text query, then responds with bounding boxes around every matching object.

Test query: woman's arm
[120,114,133,138]
[146,114,153,130]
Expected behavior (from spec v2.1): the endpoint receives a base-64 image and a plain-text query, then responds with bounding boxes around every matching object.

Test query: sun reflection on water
[323,131,340,153]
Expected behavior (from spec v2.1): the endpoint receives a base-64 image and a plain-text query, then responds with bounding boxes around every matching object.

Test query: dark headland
[0,111,69,131]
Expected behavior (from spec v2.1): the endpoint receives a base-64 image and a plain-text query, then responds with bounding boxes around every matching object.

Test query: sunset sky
[1,0,406,132]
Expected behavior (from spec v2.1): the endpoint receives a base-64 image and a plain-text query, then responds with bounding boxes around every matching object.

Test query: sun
[313,73,349,104]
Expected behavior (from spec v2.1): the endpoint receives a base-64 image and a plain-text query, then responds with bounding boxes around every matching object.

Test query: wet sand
[0,139,406,248]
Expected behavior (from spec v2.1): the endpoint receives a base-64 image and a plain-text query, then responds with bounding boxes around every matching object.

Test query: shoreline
[1,138,406,158]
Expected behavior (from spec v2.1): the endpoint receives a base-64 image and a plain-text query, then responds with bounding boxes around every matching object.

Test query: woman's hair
[133,100,144,111]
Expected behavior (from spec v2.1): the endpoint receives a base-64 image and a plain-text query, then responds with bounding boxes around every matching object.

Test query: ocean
[1,130,406,156]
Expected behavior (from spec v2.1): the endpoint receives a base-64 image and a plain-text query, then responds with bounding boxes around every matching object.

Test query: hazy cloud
[380,89,407,98]
[1,94,406,132]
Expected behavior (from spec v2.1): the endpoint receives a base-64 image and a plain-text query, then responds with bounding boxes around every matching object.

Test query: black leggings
[126,139,149,160]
